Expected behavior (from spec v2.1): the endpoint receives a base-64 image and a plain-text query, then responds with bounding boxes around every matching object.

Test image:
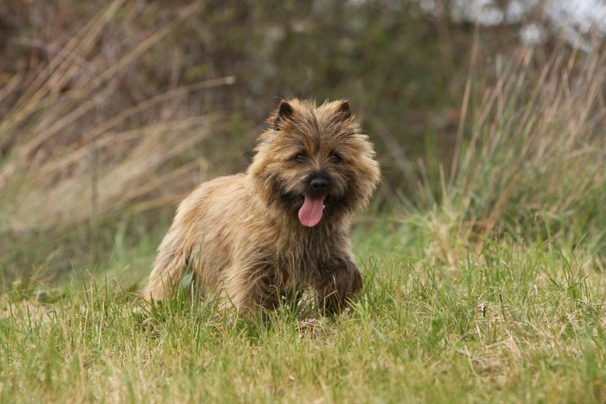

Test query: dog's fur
[144,99,380,315]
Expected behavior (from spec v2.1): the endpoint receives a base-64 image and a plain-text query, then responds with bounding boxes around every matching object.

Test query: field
[1,1,606,403]
[2,218,605,403]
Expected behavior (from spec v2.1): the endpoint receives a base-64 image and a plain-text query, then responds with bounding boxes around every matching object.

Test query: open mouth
[298,194,327,227]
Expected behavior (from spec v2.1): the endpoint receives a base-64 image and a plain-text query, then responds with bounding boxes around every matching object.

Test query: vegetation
[2,227,605,403]
[1,1,605,402]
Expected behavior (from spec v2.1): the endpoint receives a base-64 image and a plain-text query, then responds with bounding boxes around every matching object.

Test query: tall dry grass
[413,41,606,266]
[0,0,234,285]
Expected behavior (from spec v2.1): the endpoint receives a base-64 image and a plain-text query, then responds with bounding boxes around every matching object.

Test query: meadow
[2,219,605,403]
[1,2,606,403]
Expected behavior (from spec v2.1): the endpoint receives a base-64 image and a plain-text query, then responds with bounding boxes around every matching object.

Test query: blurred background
[0,0,604,293]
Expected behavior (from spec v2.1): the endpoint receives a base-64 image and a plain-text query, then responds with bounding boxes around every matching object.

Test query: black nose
[311,178,328,191]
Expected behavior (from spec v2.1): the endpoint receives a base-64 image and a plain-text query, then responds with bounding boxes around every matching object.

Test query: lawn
[1,217,605,403]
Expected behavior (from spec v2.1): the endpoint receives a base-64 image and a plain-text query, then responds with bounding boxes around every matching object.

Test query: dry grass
[0,1,234,283]
[410,40,606,269]
[0,1,235,232]
[458,44,605,233]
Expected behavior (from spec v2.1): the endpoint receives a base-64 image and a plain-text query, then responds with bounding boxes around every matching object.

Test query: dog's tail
[142,228,193,302]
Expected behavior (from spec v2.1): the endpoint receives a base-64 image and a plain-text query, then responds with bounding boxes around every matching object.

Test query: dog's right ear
[268,100,295,130]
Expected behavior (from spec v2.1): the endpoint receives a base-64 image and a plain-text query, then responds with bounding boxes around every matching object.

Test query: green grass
[2,4,606,402]
[2,220,605,403]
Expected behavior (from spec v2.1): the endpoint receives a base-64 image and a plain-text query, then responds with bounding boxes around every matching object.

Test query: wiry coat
[144,99,380,315]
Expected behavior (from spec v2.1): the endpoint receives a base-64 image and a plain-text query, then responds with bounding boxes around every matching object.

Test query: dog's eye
[330,153,343,164]
[292,153,306,163]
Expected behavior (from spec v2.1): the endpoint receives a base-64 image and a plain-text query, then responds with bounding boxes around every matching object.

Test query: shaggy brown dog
[144,99,380,315]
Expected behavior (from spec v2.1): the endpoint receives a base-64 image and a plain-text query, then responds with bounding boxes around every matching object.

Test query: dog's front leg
[316,259,363,315]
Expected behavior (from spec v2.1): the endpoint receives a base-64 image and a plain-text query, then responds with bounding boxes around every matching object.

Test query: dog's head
[249,99,381,227]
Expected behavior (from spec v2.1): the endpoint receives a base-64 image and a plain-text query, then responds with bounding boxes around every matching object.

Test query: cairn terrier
[144,99,380,315]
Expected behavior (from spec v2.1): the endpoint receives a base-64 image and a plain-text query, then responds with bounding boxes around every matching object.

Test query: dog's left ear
[335,100,352,121]
[269,100,295,130]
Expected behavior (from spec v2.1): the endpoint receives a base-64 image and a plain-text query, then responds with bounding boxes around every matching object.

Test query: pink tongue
[298,195,325,227]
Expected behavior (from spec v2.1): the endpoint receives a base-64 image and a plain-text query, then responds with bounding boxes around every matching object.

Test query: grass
[1,221,605,403]
[0,1,235,284]
[2,3,606,403]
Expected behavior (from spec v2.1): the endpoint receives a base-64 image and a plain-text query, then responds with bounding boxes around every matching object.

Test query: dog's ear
[335,100,352,120]
[268,100,295,130]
